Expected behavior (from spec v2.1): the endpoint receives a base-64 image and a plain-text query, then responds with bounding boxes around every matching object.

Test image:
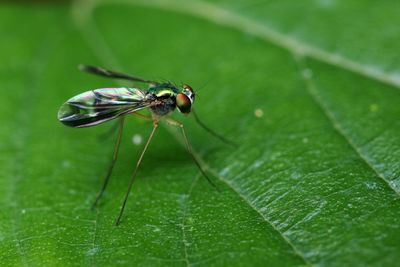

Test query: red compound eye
[183,84,193,93]
[176,93,192,113]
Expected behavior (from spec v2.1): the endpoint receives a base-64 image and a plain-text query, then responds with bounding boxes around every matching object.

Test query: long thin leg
[166,118,219,192]
[131,112,153,121]
[98,118,122,141]
[92,117,125,209]
[115,122,159,226]
[98,113,151,143]
[79,64,157,84]
[192,109,237,147]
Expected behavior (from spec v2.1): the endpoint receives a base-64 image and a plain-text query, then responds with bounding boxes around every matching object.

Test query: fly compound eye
[176,93,192,113]
[182,84,195,103]
[183,84,193,93]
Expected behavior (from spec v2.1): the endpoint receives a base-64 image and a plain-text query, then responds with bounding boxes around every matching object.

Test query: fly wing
[58,87,150,128]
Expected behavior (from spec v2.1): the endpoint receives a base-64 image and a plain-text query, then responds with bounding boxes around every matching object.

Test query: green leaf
[1,0,400,266]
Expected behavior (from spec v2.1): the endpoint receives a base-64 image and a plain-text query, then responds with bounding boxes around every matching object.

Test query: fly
[58,64,234,225]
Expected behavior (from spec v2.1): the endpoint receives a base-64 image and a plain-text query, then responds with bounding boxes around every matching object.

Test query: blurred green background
[1,0,400,266]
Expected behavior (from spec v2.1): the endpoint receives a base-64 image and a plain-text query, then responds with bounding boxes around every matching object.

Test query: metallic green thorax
[147,83,179,96]
[147,83,180,117]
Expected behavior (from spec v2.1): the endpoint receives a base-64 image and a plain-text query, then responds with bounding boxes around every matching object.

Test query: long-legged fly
[58,65,234,225]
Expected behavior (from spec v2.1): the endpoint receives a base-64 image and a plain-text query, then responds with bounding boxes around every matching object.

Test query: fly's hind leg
[98,118,122,141]
[92,117,125,209]
[79,64,157,84]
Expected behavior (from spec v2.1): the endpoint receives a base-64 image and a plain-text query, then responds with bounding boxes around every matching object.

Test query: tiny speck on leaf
[302,68,313,79]
[86,247,98,256]
[369,103,379,112]
[254,108,264,118]
[132,134,143,145]
[365,181,378,189]
[62,160,71,168]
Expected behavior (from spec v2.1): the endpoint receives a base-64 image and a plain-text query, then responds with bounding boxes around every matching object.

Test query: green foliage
[1,0,400,266]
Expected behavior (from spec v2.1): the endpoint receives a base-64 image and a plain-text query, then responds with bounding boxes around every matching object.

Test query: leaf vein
[208,169,314,267]
[89,208,99,266]
[294,55,400,197]
[179,176,199,267]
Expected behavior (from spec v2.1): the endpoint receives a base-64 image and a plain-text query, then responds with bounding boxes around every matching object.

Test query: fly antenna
[192,109,237,147]
[196,75,215,93]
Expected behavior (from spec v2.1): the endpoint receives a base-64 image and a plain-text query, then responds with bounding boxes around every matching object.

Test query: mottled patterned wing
[58,87,150,127]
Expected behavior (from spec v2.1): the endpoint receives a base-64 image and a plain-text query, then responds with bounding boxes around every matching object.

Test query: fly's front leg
[165,118,219,191]
[191,109,237,147]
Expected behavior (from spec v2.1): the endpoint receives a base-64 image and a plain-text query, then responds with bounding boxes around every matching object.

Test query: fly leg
[166,118,219,191]
[192,109,237,147]
[131,112,153,121]
[92,117,125,209]
[79,64,158,84]
[115,120,159,225]
[98,118,122,141]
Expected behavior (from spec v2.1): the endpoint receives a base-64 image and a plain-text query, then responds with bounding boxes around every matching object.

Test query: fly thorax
[149,91,176,116]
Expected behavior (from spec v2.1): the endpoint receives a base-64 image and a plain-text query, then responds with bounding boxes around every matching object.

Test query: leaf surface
[1,1,400,266]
